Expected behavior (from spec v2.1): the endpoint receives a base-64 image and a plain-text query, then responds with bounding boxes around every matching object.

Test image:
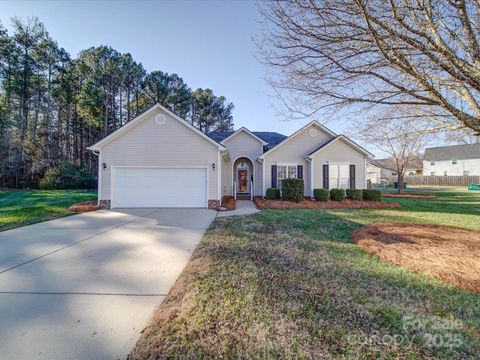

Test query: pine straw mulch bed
[382,193,437,199]
[67,201,102,213]
[220,196,236,211]
[254,198,401,210]
[352,223,480,292]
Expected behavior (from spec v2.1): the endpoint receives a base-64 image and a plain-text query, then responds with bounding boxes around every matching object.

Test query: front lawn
[0,190,97,231]
[130,190,480,359]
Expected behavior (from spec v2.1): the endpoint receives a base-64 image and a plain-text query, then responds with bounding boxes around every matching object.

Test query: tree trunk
[397,172,405,194]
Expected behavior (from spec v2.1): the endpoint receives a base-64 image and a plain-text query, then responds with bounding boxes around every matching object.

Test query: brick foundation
[99,200,111,209]
[208,200,220,209]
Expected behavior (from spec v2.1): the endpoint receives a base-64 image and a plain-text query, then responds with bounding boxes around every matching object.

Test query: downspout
[90,149,101,206]
[306,157,313,198]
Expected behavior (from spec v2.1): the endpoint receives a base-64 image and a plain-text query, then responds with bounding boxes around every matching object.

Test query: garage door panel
[112,168,207,208]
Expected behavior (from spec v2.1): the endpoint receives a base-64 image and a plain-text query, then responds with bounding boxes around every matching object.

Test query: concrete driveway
[0,208,216,360]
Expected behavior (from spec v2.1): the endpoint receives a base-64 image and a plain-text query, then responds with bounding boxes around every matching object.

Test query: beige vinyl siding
[263,124,332,196]
[222,131,264,196]
[100,107,219,201]
[311,139,367,190]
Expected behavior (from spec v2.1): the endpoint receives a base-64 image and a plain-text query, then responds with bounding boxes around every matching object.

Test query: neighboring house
[368,158,423,183]
[87,104,373,209]
[423,143,480,176]
[366,162,382,183]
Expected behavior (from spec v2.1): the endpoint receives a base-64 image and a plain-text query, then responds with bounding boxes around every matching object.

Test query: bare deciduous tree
[258,0,480,135]
[354,115,434,192]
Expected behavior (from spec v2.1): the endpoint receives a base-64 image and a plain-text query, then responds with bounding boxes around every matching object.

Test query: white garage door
[112,167,208,208]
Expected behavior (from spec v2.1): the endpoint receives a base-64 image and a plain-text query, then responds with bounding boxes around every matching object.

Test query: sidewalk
[217,200,260,217]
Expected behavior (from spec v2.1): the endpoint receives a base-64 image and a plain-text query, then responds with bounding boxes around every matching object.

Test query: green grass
[131,189,480,359]
[0,190,97,231]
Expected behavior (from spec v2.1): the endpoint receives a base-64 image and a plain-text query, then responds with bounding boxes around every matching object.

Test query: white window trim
[277,163,298,189]
[328,162,350,189]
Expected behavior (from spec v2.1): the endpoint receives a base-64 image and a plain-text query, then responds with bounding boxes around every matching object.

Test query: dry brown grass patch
[254,198,401,210]
[382,193,437,199]
[67,201,101,213]
[352,223,480,292]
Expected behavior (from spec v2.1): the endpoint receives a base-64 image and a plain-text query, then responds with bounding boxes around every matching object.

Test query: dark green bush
[329,188,345,201]
[346,189,363,201]
[363,189,382,201]
[281,178,304,202]
[266,187,280,200]
[39,162,96,190]
[313,189,329,202]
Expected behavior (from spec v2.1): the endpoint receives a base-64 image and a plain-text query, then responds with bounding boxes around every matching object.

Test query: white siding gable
[222,130,264,196]
[99,107,220,201]
[263,123,334,196]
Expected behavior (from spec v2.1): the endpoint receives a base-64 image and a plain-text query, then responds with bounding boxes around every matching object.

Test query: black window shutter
[271,165,277,188]
[323,165,329,189]
[349,164,356,189]
[297,165,303,179]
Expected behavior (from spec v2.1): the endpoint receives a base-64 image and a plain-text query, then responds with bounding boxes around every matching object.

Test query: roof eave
[260,121,337,159]
[220,127,268,146]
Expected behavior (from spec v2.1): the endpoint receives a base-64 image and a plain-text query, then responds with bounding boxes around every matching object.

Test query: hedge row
[313,188,381,202]
[265,179,305,203]
[265,180,382,203]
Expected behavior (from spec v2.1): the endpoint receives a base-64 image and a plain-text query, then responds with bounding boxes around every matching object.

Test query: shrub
[39,162,96,190]
[281,178,304,202]
[313,189,329,202]
[329,188,345,201]
[266,187,280,200]
[346,189,363,201]
[363,189,382,201]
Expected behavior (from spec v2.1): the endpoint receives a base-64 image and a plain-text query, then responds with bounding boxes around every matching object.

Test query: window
[443,170,448,176]
[329,164,349,189]
[452,159,457,165]
[430,172,436,176]
[430,162,435,166]
[464,171,469,176]
[277,164,297,189]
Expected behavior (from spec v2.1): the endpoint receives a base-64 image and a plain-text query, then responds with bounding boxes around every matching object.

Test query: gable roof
[306,134,374,158]
[87,103,226,151]
[219,127,268,145]
[259,120,337,159]
[208,130,287,149]
[424,143,480,161]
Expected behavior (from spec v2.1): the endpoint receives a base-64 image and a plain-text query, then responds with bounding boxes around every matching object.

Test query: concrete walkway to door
[217,200,260,217]
[0,208,216,360]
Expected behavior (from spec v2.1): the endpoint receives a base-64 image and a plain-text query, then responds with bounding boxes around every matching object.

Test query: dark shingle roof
[424,143,480,161]
[207,130,287,149]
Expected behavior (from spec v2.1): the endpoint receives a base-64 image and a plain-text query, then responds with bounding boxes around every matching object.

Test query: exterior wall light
[212,163,216,171]
[102,162,107,170]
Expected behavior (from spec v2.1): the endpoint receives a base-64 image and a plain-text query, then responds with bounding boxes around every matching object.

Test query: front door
[238,169,248,193]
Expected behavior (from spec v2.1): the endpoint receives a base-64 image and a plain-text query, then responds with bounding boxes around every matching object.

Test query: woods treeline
[0,17,234,188]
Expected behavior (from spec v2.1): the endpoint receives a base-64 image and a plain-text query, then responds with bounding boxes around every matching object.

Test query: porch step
[236,194,251,200]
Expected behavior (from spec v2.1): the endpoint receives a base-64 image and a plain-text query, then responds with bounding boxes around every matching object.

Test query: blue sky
[1,0,452,157]
[0,0,325,135]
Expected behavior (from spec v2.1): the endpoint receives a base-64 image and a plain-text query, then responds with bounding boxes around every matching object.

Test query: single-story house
[423,143,480,176]
[87,104,373,208]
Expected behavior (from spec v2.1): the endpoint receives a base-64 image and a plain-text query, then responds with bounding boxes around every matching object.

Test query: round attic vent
[155,114,166,125]
[309,128,318,137]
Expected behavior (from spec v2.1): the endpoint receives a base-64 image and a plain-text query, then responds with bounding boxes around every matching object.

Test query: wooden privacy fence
[390,175,480,187]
